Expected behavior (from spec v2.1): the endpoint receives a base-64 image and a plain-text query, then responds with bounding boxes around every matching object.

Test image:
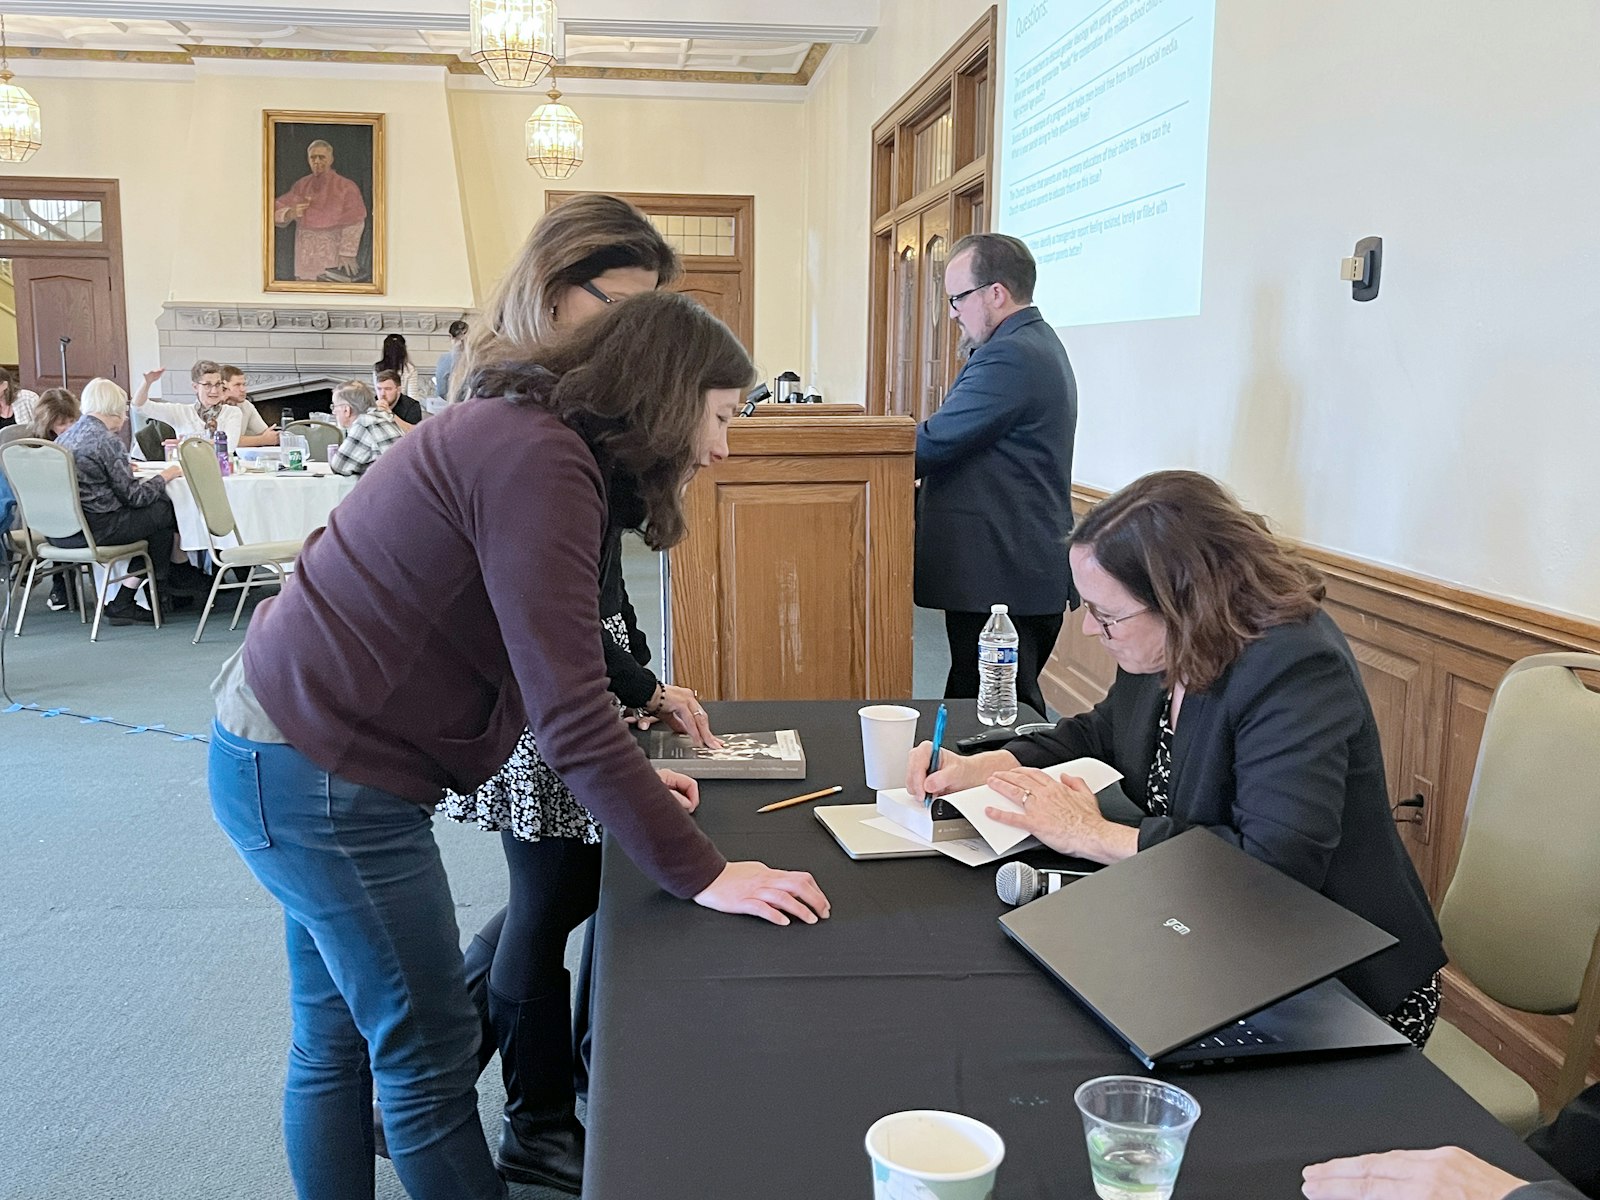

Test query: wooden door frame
[544,191,755,351]
[0,177,129,390]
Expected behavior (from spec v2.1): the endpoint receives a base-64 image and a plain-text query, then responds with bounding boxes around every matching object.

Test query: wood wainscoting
[1043,486,1600,1109]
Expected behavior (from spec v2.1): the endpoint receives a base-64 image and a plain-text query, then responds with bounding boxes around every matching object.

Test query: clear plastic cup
[1074,1076,1200,1200]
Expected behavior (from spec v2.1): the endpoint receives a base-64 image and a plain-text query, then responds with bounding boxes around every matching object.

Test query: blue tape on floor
[1,701,208,744]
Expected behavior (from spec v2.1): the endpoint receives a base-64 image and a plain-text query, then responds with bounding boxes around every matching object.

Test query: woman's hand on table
[694,862,830,926]
[1301,1147,1527,1200]
[906,742,1019,797]
[160,465,182,482]
[656,769,700,813]
[655,684,722,749]
[985,767,1137,864]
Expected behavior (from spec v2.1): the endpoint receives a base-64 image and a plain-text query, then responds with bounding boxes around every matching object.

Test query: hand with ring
[985,767,1131,863]
[654,683,723,749]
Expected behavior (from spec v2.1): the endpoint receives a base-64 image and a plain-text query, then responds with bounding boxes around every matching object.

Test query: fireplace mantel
[155,302,473,400]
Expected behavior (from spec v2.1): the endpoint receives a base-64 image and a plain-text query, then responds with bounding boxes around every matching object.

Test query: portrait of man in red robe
[272,139,370,283]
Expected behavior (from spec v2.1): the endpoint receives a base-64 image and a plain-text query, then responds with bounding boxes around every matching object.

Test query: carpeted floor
[0,539,955,1199]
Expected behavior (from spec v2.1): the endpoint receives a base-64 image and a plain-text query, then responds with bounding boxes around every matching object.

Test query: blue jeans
[209,722,507,1200]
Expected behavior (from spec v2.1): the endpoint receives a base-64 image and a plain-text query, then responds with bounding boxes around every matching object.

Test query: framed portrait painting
[263,110,385,293]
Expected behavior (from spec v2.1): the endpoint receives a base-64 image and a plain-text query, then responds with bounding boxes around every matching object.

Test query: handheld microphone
[995,861,1092,906]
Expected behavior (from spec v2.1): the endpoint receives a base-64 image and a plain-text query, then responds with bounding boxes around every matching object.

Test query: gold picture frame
[263,110,386,294]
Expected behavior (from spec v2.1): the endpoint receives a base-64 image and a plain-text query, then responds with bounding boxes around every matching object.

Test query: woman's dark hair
[0,365,14,401]
[448,319,469,340]
[1071,470,1326,691]
[466,290,754,550]
[376,333,410,374]
[31,387,80,440]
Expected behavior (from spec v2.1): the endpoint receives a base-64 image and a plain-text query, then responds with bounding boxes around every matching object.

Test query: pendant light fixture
[468,0,557,89]
[525,80,583,179]
[0,14,42,163]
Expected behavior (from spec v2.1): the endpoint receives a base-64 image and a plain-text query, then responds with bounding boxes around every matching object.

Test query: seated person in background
[435,319,469,402]
[221,365,280,448]
[329,379,403,477]
[1303,1080,1599,1199]
[28,388,80,441]
[132,361,245,449]
[53,378,203,624]
[373,368,423,428]
[909,469,1447,1044]
[0,366,19,428]
[26,388,83,613]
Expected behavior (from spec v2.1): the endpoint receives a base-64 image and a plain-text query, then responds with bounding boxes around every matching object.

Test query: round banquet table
[137,461,360,554]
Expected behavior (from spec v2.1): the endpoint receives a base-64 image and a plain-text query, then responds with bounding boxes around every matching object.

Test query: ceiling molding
[12,41,833,87]
[559,19,873,44]
[0,2,467,30]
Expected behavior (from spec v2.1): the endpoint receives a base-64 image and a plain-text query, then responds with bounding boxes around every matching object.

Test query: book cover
[643,729,806,780]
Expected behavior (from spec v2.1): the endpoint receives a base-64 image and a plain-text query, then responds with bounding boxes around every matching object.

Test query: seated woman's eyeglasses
[579,280,614,304]
[1091,607,1148,637]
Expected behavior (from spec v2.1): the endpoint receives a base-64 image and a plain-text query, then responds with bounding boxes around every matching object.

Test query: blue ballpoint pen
[923,703,948,809]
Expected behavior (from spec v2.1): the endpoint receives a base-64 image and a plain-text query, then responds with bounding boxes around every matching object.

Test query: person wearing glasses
[915,232,1078,721]
[131,360,250,451]
[908,470,1447,1045]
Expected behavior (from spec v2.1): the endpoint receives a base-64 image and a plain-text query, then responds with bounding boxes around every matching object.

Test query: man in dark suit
[915,233,1077,719]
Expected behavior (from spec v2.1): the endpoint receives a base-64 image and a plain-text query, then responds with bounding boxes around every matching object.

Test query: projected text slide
[999,0,1216,326]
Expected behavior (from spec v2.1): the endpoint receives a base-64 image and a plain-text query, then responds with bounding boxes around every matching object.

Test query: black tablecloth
[586,700,1558,1198]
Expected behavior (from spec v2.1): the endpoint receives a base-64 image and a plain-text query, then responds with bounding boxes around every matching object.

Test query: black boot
[489,985,585,1194]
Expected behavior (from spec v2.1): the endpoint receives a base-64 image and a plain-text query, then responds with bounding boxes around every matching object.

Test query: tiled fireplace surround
[156,302,472,411]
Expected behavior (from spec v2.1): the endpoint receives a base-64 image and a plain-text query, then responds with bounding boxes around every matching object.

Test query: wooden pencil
[756,785,844,813]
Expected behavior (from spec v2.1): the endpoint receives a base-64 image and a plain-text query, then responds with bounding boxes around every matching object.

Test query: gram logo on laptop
[1164,918,1191,935]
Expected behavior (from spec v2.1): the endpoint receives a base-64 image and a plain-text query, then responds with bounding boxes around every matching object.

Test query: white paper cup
[859,704,921,790]
[866,1110,1004,1200]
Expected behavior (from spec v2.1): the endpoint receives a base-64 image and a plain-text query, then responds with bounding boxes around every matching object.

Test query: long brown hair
[1072,470,1325,691]
[30,388,80,440]
[453,195,679,402]
[467,290,754,550]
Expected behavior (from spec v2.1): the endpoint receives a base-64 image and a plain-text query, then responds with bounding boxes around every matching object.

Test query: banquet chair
[176,436,302,643]
[135,418,176,463]
[1423,652,1600,1132]
[0,438,163,641]
[283,420,342,460]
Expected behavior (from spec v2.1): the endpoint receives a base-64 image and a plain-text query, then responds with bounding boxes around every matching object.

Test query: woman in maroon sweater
[208,291,829,1200]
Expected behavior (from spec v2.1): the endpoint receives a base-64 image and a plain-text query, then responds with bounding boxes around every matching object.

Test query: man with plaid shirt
[329,379,404,477]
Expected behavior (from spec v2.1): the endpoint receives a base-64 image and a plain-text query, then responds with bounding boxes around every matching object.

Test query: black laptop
[999,828,1413,1069]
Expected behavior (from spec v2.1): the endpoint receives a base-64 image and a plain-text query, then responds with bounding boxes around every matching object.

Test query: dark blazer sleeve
[1006,692,1118,767]
[915,341,1033,476]
[1137,647,1361,892]
[603,576,657,710]
[1526,1081,1600,1200]
[1506,1184,1586,1200]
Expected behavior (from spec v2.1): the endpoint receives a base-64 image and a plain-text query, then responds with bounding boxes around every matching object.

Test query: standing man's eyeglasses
[947,283,994,311]
[1090,607,1149,638]
[579,280,614,304]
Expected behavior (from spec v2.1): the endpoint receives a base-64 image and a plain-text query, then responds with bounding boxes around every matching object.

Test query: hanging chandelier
[469,0,557,89]
[0,14,42,163]
[525,85,583,179]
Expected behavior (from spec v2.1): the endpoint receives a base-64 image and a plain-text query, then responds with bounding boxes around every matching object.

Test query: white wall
[804,0,1600,621]
[448,85,808,377]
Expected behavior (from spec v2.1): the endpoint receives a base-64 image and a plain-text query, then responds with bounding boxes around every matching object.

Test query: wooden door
[14,257,119,393]
[917,202,953,421]
[676,269,743,343]
[887,219,919,417]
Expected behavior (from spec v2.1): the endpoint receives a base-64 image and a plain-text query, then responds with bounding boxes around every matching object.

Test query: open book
[643,728,806,780]
[868,756,1125,866]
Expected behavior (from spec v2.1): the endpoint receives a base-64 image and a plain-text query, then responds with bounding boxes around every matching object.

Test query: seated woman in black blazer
[909,469,1447,1044]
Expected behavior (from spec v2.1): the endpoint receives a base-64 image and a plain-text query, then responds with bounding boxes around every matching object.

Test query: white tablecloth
[141,463,360,553]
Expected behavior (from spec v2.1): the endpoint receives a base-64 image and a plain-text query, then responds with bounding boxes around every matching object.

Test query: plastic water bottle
[213,429,232,476]
[977,603,1019,727]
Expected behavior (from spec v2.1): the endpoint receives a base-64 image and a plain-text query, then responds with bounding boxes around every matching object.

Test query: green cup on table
[1074,1076,1201,1200]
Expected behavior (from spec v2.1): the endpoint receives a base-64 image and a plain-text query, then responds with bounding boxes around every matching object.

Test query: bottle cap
[991,603,1008,614]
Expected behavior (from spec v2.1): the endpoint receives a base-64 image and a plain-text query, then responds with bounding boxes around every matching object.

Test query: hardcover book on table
[642,729,806,780]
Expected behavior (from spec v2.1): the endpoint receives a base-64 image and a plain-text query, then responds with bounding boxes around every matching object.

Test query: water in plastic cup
[1074,1077,1200,1200]
[858,704,921,790]
[865,1110,1004,1200]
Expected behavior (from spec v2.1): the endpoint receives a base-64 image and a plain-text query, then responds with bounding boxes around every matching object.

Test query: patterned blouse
[1146,691,1175,817]
[55,415,169,515]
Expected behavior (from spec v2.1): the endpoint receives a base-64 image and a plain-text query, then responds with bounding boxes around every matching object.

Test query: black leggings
[489,833,602,1002]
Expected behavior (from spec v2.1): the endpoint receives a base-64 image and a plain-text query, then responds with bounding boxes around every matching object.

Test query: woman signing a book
[907,471,1445,1050]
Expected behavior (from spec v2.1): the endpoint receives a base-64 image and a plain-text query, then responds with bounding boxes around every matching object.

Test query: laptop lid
[998,828,1398,1066]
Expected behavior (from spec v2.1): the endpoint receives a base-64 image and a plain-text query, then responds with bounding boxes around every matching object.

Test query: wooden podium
[667,414,916,700]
